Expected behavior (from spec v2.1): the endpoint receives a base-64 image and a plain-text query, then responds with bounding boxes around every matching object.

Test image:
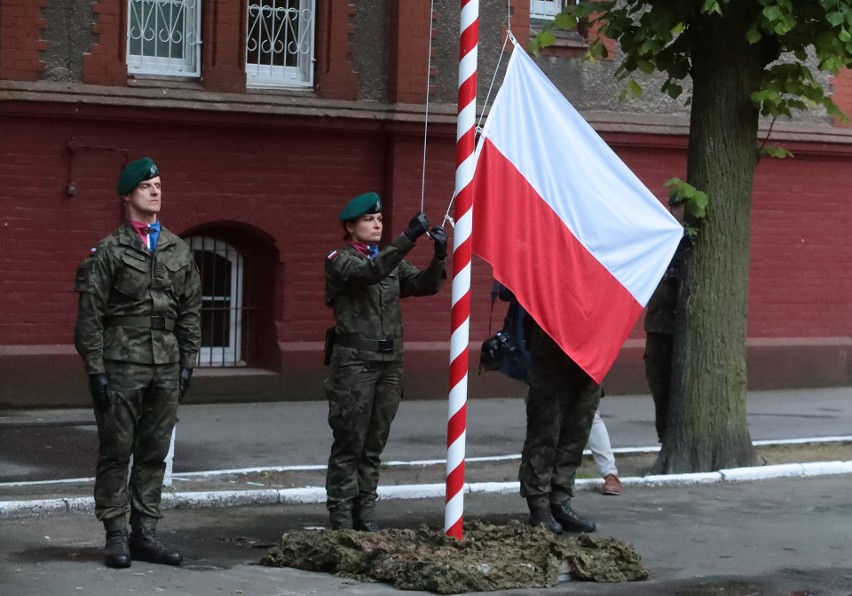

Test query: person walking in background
[588,410,622,496]
[323,192,447,531]
[73,157,202,569]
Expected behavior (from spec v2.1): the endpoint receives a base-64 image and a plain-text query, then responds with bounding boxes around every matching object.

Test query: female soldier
[323,192,447,531]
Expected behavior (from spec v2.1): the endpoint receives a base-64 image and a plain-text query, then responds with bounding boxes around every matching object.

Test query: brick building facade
[0,1,850,408]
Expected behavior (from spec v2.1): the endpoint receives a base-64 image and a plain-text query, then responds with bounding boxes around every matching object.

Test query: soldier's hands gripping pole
[88,373,112,411]
[404,212,430,241]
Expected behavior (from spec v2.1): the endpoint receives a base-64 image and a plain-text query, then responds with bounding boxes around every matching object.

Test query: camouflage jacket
[644,274,678,335]
[644,240,688,335]
[73,222,202,374]
[325,232,446,363]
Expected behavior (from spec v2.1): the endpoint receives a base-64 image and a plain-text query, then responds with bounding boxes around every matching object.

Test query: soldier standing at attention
[73,157,201,568]
[323,192,447,531]
[520,316,600,534]
[644,236,687,443]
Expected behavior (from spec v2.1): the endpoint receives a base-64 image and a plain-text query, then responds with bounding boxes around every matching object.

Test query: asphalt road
[2,387,851,481]
[2,387,852,594]
[2,475,852,595]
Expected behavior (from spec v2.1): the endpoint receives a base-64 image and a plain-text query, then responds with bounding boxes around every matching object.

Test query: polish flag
[471,48,684,383]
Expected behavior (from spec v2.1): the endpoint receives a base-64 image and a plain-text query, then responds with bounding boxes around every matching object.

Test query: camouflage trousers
[324,359,402,523]
[644,332,673,442]
[519,325,601,500]
[94,360,180,530]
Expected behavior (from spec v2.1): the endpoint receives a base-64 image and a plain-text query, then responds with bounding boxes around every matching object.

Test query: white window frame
[245,0,315,88]
[127,0,201,77]
[189,237,244,367]
[530,0,572,20]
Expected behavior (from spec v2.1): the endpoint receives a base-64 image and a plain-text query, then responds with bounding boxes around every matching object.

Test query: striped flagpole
[444,0,479,540]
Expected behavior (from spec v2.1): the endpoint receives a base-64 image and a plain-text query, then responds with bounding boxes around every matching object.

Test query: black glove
[179,367,193,402]
[88,373,112,412]
[403,212,430,241]
[430,227,448,259]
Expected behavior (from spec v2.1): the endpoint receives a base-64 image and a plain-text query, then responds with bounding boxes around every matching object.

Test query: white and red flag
[472,47,684,383]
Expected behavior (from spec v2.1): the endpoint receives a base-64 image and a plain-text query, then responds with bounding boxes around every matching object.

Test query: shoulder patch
[73,260,93,292]
[327,250,339,261]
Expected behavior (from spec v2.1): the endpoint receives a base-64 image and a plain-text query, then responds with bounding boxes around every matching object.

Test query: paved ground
[1,387,851,595]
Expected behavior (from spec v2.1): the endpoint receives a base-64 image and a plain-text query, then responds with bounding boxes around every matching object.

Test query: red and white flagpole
[444,0,478,540]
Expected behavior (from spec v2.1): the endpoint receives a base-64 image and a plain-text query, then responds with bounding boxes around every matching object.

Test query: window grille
[530,0,575,20]
[127,0,201,77]
[189,237,256,367]
[246,0,315,88]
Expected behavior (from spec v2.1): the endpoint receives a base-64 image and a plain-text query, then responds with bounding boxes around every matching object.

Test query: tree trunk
[653,5,768,473]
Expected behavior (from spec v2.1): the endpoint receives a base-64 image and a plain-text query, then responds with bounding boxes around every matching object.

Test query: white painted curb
[2,459,851,520]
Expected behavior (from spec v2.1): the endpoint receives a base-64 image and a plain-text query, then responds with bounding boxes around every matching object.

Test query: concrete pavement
[3,387,852,480]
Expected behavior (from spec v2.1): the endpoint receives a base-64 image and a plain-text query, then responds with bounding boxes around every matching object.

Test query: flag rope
[444,0,479,540]
[419,0,436,214]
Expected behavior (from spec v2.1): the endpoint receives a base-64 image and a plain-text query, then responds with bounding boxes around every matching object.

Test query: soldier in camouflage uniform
[324,192,447,531]
[644,237,688,442]
[519,316,600,534]
[73,157,201,568]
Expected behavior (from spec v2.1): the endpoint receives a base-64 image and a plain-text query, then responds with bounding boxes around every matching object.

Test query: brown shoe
[602,474,623,496]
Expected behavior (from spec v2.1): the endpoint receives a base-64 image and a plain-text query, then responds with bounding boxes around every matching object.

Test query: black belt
[335,334,402,353]
[106,315,175,331]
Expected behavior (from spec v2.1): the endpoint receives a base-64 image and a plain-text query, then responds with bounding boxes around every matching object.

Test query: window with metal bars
[189,237,255,367]
[127,0,201,77]
[245,0,316,88]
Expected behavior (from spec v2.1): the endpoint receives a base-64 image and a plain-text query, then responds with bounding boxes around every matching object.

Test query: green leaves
[759,145,794,159]
[751,62,839,118]
[618,79,644,101]
[664,178,709,220]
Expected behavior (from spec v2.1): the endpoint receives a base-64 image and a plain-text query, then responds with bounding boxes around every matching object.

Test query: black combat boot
[328,506,353,530]
[527,496,563,534]
[128,528,183,565]
[353,503,379,532]
[353,518,379,532]
[550,500,596,533]
[103,529,131,568]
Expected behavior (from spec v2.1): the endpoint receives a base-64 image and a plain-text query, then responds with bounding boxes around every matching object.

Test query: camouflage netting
[259,520,650,593]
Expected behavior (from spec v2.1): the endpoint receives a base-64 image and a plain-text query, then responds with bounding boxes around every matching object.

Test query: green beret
[338,192,382,221]
[117,157,160,195]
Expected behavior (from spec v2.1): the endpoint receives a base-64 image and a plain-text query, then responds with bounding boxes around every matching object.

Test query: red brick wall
[0,0,47,81]
[749,147,852,337]
[831,68,852,127]
[387,0,434,104]
[84,0,126,86]
[201,0,246,93]
[315,0,357,100]
[1,108,849,348]
[1,106,851,401]
[0,108,455,348]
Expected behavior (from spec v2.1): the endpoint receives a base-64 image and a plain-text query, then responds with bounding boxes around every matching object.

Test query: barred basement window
[127,0,201,77]
[189,237,247,367]
[246,0,315,88]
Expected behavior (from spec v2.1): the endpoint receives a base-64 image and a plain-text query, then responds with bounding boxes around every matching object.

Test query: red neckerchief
[129,220,156,249]
[350,242,378,259]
